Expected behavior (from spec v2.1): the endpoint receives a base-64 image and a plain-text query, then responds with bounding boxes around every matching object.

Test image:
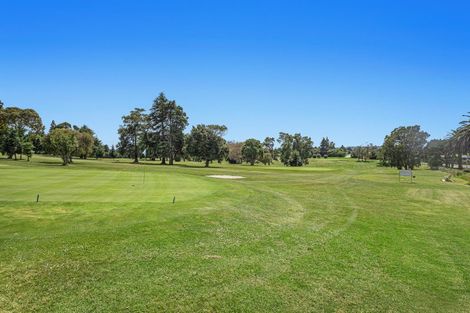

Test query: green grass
[1,155,469,312]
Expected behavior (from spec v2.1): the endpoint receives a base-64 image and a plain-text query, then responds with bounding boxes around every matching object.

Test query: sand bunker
[207,175,245,179]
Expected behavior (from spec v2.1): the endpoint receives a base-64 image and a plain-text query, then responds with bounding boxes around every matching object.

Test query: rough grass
[0,156,469,312]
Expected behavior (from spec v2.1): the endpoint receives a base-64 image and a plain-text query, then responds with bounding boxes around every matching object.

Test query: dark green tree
[259,149,273,165]
[103,144,110,158]
[0,106,44,159]
[47,128,78,165]
[22,140,34,161]
[425,139,445,170]
[2,128,21,159]
[187,124,227,167]
[263,137,275,161]
[92,137,105,159]
[109,145,117,159]
[76,131,94,159]
[381,125,429,170]
[149,93,188,165]
[117,108,146,163]
[278,132,294,165]
[242,138,263,165]
[277,132,313,166]
[319,137,330,157]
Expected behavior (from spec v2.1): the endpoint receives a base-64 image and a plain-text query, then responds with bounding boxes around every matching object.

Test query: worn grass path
[0,156,469,312]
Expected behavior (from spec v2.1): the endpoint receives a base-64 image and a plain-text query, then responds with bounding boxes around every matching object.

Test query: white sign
[399,170,412,177]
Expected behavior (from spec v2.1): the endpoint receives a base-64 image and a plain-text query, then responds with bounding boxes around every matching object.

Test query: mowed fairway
[1,156,469,312]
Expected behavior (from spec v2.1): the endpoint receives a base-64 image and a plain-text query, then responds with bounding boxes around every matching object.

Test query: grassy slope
[0,156,469,312]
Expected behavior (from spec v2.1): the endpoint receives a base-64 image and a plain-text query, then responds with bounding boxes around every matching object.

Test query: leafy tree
[242,138,263,165]
[141,116,157,161]
[117,108,146,163]
[259,149,273,165]
[76,131,94,159]
[227,141,243,164]
[381,125,429,170]
[48,128,78,165]
[187,124,227,167]
[109,145,117,159]
[263,137,275,160]
[180,133,191,161]
[278,132,313,166]
[92,137,105,159]
[328,142,348,158]
[22,140,34,161]
[29,133,44,154]
[329,141,336,150]
[278,132,294,165]
[2,128,20,159]
[103,144,110,157]
[425,139,445,170]
[149,93,188,165]
[319,137,330,157]
[0,107,44,159]
[352,144,377,162]
[294,133,314,164]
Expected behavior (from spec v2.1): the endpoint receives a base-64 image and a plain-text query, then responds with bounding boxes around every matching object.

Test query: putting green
[0,165,221,203]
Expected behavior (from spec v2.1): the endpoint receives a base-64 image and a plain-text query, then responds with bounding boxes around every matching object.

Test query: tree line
[115,93,355,167]
[379,114,469,170]
[1,97,468,169]
[0,95,363,167]
[0,100,115,165]
[0,102,43,161]
[424,113,469,170]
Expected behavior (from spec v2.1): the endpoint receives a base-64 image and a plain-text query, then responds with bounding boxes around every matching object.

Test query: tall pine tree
[149,93,188,165]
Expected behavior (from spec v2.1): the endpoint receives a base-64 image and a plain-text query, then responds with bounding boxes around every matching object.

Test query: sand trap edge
[206,175,245,179]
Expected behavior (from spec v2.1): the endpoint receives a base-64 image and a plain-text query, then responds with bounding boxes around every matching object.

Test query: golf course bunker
[207,175,245,179]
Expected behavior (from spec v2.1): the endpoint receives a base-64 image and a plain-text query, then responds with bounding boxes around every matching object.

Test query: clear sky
[1,0,469,146]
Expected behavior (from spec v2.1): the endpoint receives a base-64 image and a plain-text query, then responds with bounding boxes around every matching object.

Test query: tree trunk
[133,136,138,163]
[205,159,210,167]
[161,157,166,165]
[133,149,138,163]
[169,153,174,165]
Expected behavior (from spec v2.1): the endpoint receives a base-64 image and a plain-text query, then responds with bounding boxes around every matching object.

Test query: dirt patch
[206,175,245,179]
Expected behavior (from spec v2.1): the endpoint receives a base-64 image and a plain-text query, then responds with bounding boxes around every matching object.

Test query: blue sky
[1,0,469,146]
